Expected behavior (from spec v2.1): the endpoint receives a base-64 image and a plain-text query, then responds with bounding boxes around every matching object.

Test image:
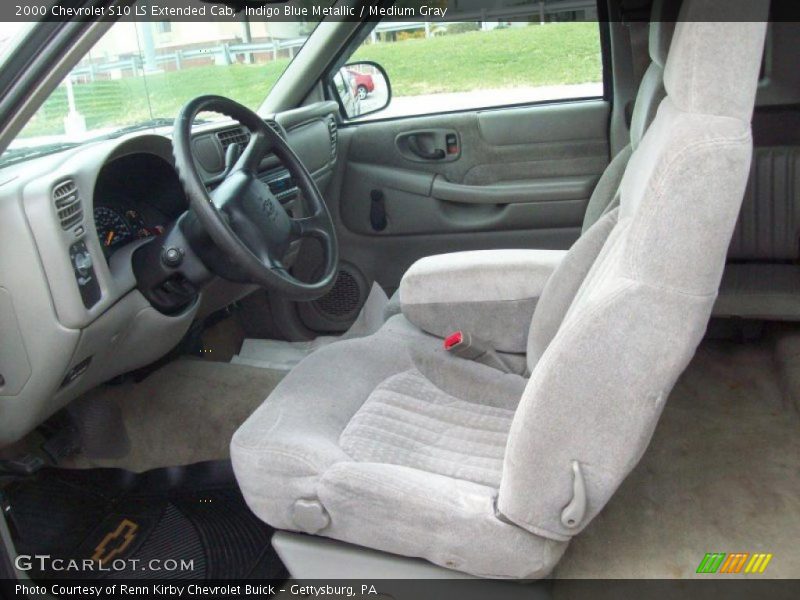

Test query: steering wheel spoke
[290,212,330,241]
[210,169,248,211]
[269,259,290,275]
[236,131,272,173]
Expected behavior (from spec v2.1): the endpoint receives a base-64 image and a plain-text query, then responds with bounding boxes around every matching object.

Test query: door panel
[341,162,594,236]
[337,100,609,242]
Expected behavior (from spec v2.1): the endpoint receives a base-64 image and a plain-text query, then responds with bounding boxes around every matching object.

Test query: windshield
[0,22,32,56]
[0,17,321,167]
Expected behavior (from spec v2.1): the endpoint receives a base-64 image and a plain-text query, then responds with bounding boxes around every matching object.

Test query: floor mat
[3,461,286,580]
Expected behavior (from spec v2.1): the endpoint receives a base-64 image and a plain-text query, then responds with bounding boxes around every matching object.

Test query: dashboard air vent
[216,127,250,150]
[53,180,83,230]
[328,118,338,161]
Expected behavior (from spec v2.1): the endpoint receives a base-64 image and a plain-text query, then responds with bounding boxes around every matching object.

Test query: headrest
[648,0,682,67]
[629,0,682,149]
[663,0,769,121]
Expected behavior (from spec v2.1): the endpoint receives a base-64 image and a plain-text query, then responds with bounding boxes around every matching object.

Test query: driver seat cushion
[230,315,566,579]
[339,368,519,489]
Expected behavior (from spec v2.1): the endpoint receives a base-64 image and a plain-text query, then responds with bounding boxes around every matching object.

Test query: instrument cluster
[92,151,187,260]
[93,205,165,257]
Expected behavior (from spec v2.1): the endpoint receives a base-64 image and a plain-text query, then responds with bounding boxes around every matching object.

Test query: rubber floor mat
[2,461,286,580]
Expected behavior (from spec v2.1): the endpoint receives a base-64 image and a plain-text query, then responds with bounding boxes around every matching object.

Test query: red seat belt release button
[441,330,515,374]
[444,331,463,351]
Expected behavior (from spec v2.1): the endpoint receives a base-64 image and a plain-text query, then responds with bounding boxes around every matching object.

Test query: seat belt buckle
[444,330,514,373]
[443,330,516,374]
[443,331,484,360]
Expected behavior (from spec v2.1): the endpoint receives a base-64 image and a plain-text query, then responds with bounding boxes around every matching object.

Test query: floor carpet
[59,332,800,579]
[553,336,800,578]
[65,359,284,473]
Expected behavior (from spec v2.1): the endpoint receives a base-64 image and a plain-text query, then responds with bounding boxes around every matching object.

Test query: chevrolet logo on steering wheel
[262,198,277,222]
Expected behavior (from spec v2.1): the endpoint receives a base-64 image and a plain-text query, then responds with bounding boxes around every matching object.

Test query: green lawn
[19,22,601,139]
[22,60,290,137]
[355,22,602,96]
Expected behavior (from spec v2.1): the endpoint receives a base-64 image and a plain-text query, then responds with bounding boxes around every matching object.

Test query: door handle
[407,135,445,160]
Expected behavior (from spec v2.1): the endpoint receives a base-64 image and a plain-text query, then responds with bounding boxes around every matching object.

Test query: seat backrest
[500,0,768,541]
[581,0,682,232]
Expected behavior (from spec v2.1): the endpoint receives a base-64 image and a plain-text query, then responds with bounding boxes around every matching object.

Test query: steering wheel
[172,95,338,300]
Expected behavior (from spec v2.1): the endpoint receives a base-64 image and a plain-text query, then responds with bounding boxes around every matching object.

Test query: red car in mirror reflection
[347,69,375,100]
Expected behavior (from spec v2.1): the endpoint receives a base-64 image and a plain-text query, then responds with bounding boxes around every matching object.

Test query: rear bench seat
[714,145,800,320]
[713,17,800,321]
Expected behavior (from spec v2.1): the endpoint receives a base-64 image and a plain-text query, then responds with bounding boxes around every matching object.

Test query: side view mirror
[332,61,391,120]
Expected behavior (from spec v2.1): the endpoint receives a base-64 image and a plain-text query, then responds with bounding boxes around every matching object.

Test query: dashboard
[0,101,340,447]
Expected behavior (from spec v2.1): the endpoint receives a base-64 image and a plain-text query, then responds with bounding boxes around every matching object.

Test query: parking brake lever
[407,135,445,160]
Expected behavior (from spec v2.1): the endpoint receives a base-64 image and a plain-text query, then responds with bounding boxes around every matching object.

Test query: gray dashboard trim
[20,135,176,330]
[278,101,340,131]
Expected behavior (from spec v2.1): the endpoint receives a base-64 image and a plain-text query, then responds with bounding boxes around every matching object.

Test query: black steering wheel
[172,95,338,300]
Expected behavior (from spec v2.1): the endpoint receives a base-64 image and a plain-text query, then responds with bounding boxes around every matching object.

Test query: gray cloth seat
[340,367,518,488]
[231,315,565,579]
[232,1,768,579]
[580,0,680,232]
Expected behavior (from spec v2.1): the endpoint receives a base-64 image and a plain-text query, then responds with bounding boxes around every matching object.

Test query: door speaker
[300,264,368,331]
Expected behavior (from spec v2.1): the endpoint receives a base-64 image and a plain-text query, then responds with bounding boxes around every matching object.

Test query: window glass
[349,5,603,120]
[1,17,322,167]
[0,22,32,57]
